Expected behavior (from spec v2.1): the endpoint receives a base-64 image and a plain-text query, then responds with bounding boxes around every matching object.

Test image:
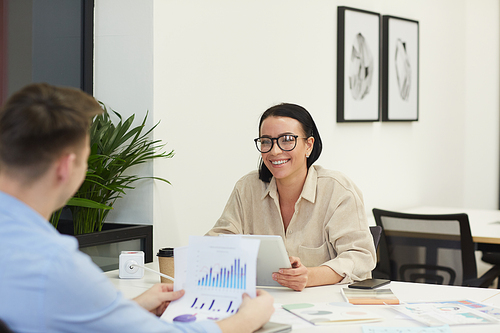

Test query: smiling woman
[257,116,314,189]
[206,103,377,291]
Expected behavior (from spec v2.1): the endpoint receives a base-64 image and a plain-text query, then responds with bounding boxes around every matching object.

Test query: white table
[105,262,500,332]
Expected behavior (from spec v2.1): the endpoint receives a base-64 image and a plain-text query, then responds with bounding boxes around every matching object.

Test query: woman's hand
[133,283,185,316]
[272,256,308,291]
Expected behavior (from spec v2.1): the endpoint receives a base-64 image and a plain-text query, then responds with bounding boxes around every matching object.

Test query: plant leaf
[66,197,113,210]
[64,105,173,234]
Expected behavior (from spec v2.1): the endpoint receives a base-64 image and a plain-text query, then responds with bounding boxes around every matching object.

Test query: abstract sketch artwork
[395,39,411,101]
[382,16,419,121]
[337,7,380,122]
[349,33,374,101]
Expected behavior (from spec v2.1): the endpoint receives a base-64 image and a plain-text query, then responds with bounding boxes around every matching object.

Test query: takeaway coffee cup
[157,247,175,283]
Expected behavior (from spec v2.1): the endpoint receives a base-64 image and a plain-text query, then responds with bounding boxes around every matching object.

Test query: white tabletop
[105,262,500,332]
[368,206,500,245]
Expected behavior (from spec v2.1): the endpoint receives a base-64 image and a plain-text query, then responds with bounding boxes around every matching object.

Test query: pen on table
[481,291,500,302]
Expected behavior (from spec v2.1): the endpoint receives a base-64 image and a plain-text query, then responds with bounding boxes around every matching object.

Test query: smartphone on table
[348,278,390,289]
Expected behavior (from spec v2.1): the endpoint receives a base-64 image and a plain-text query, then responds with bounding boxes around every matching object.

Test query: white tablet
[220,234,291,287]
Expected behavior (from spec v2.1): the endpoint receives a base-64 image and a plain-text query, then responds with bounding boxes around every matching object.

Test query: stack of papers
[282,289,500,329]
[392,300,500,326]
[341,288,400,305]
[282,302,383,325]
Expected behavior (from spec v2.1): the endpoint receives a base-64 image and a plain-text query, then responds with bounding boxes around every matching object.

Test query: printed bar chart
[197,258,247,290]
[189,297,237,314]
[161,236,259,323]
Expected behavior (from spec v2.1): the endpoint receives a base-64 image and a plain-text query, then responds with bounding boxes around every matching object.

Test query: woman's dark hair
[257,103,322,182]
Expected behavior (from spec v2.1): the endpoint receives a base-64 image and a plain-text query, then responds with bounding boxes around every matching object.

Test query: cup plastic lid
[157,247,174,257]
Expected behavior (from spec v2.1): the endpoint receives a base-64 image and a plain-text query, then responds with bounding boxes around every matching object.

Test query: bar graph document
[161,235,260,323]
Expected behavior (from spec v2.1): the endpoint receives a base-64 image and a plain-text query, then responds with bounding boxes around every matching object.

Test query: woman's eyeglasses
[254,134,307,153]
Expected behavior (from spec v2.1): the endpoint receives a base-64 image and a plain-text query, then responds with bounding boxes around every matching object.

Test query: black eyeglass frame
[254,134,308,153]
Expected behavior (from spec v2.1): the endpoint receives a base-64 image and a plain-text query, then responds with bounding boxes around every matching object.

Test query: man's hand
[217,290,274,333]
[272,256,308,291]
[133,283,185,316]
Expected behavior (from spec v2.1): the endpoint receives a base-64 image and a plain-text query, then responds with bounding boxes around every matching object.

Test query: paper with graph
[161,235,259,323]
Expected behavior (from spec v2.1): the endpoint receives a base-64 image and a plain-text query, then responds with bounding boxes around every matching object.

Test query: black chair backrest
[369,225,382,250]
[372,208,477,286]
[0,319,13,333]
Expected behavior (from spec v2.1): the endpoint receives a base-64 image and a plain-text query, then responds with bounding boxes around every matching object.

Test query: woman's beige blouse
[206,165,376,284]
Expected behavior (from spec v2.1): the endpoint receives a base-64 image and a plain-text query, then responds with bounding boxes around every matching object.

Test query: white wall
[463,0,499,209]
[94,0,155,226]
[95,0,500,251]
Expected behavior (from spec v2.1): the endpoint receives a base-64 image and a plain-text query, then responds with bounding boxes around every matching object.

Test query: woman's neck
[275,167,308,203]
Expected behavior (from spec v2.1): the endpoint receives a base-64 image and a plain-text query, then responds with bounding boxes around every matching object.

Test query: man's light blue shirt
[0,191,221,333]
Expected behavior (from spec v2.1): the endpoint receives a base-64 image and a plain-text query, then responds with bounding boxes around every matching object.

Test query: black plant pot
[57,219,153,271]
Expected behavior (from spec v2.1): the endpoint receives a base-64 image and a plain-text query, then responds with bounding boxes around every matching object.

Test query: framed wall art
[382,16,419,121]
[337,6,380,122]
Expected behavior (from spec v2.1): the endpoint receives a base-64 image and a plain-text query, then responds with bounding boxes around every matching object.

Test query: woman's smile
[271,159,290,166]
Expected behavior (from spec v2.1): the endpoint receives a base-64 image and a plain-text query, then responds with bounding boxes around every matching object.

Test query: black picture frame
[382,15,419,121]
[81,0,94,95]
[337,6,380,122]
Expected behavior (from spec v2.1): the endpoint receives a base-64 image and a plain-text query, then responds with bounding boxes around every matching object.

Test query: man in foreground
[0,83,273,333]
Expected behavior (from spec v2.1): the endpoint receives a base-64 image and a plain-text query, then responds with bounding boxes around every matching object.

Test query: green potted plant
[50,104,173,235]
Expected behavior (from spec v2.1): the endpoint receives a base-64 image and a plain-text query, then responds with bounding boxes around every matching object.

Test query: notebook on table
[254,321,292,333]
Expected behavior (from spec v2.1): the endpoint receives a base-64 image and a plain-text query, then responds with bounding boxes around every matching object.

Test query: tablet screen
[220,234,291,287]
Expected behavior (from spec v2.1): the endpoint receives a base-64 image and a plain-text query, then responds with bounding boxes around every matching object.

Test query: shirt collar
[301,165,317,203]
[262,177,277,200]
[262,165,318,203]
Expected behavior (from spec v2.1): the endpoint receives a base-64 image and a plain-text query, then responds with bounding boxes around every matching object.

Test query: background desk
[401,207,500,245]
[105,262,500,332]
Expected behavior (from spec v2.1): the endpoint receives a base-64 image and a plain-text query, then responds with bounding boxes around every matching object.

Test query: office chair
[480,247,500,288]
[369,225,382,250]
[0,320,13,333]
[372,208,500,287]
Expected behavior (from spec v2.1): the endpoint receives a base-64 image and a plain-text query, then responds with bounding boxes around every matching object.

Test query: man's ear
[55,153,76,183]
